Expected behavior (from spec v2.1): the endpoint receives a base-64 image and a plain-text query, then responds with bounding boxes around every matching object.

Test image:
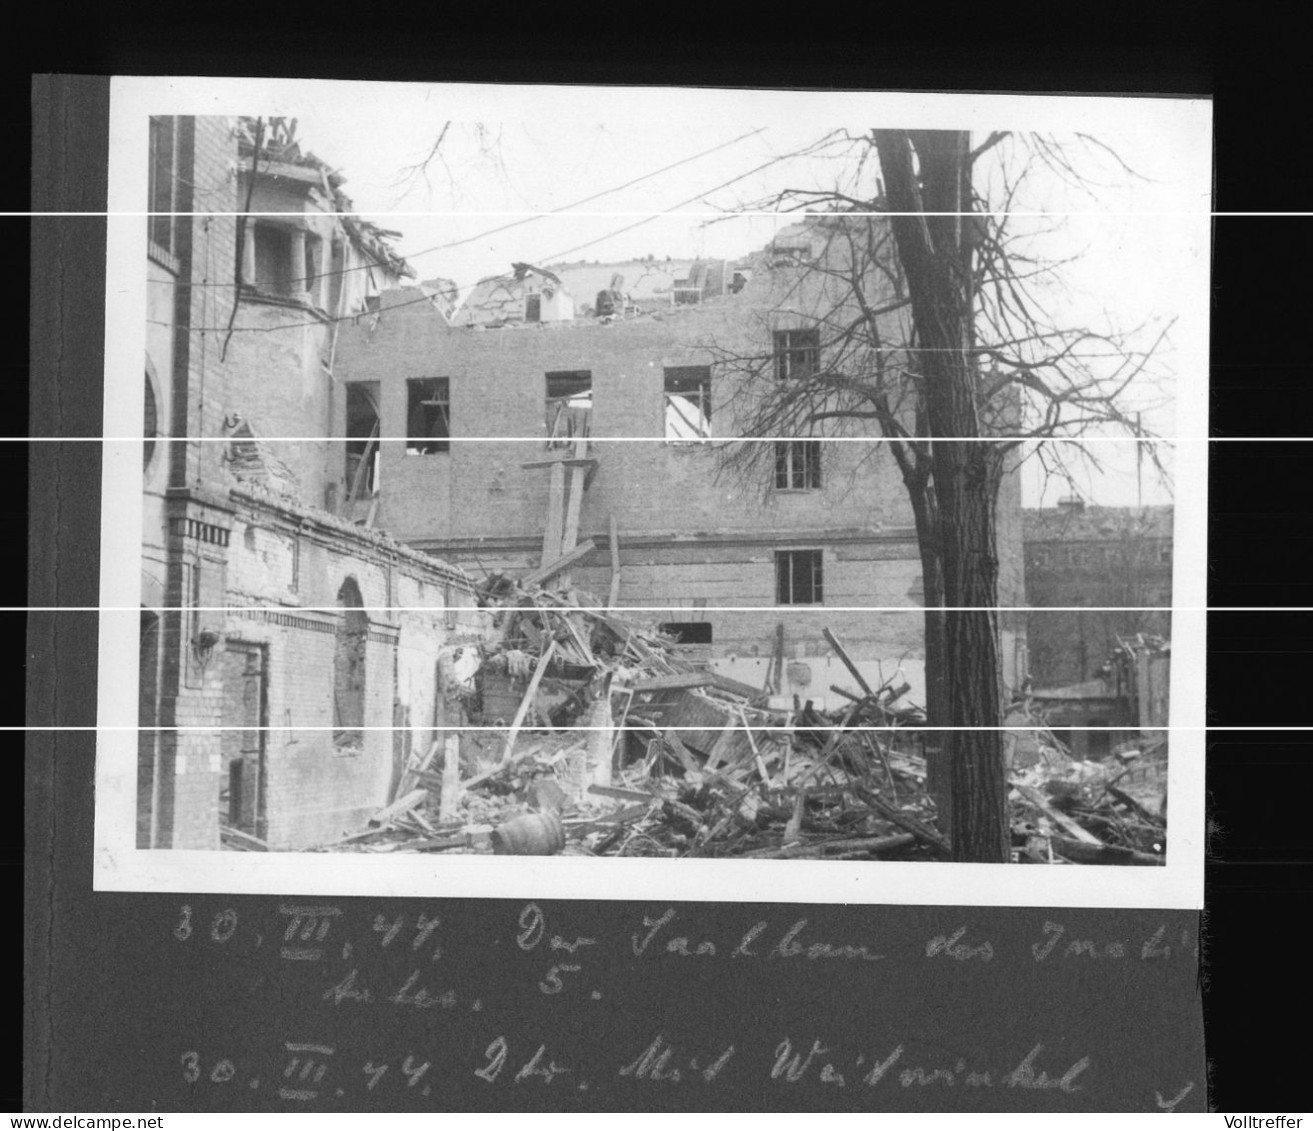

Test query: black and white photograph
[93,79,1210,905]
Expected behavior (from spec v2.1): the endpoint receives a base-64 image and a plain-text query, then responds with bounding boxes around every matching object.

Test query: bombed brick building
[333,217,1028,709]
[140,116,485,851]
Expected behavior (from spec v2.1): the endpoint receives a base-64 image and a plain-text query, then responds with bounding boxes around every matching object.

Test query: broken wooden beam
[519,457,600,470]
[709,672,766,700]
[521,539,598,587]
[1050,837,1165,866]
[743,833,916,860]
[855,786,950,858]
[1014,783,1104,846]
[633,671,718,693]
[500,639,557,764]
[607,513,621,609]
[560,436,589,557]
[369,787,429,827]
[822,627,878,700]
[662,729,701,775]
[587,784,657,803]
[438,735,461,821]
[540,460,566,564]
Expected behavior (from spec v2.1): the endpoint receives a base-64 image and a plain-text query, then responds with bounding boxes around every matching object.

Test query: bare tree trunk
[875,128,1010,863]
[902,476,949,822]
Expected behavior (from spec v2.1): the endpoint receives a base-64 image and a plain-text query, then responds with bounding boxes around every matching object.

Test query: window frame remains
[773,328,821,381]
[406,377,451,455]
[776,549,824,605]
[774,439,822,491]
[252,221,296,299]
[545,370,593,450]
[663,365,713,441]
[344,381,381,496]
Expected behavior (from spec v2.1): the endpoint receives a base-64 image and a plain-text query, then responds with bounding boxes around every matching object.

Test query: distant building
[1023,499,1173,689]
[1030,635,1171,760]
[452,262,575,327]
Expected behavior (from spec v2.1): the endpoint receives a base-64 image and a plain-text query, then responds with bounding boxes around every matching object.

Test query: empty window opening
[334,578,368,750]
[406,377,451,454]
[326,239,345,316]
[147,116,180,260]
[302,234,324,307]
[220,642,267,838]
[144,373,159,471]
[253,223,294,297]
[658,622,713,644]
[345,382,381,496]
[546,370,592,449]
[774,440,822,490]
[525,292,542,322]
[663,366,712,440]
[773,328,820,381]
[776,549,824,605]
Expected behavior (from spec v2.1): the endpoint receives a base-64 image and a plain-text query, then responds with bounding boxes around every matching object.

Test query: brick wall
[219,304,335,507]
[210,493,486,849]
[334,260,1027,680]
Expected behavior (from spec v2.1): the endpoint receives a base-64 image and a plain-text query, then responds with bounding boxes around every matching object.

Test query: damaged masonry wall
[139,116,486,852]
[218,487,487,850]
[334,231,1029,706]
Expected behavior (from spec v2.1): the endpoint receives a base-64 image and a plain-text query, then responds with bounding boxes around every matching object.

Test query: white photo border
[94,76,1211,908]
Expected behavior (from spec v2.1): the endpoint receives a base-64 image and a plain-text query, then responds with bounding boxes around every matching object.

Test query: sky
[118,80,1214,507]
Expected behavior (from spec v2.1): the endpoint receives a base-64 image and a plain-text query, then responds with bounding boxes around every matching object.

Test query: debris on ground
[306,573,1168,865]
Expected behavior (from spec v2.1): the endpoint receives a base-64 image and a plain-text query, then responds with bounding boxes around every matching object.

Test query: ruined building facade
[333,219,1027,709]
[1023,501,1173,688]
[140,116,484,851]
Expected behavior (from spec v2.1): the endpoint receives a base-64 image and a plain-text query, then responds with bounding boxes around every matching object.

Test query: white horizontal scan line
[44,724,1203,732]
[65,605,1182,613]
[17,209,1231,217]
[31,435,1194,443]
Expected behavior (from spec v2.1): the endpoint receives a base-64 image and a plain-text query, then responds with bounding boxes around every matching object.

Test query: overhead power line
[147,125,777,292]
[163,130,851,336]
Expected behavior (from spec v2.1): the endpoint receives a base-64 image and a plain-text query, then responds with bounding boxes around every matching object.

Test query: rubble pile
[303,575,1168,865]
[1011,731,1168,865]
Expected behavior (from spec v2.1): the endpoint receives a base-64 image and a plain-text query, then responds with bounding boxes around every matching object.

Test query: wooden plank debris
[822,627,878,700]
[607,513,621,608]
[1014,783,1103,845]
[540,460,566,564]
[369,787,429,827]
[521,539,598,587]
[328,554,1168,868]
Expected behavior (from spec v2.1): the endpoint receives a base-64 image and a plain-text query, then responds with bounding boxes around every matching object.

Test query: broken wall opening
[220,641,267,838]
[406,377,451,455]
[334,577,368,750]
[663,365,712,440]
[658,621,713,644]
[252,222,295,297]
[345,381,380,497]
[545,370,592,450]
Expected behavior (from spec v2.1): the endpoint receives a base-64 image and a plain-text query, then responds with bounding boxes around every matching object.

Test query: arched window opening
[333,578,367,750]
[144,370,159,471]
